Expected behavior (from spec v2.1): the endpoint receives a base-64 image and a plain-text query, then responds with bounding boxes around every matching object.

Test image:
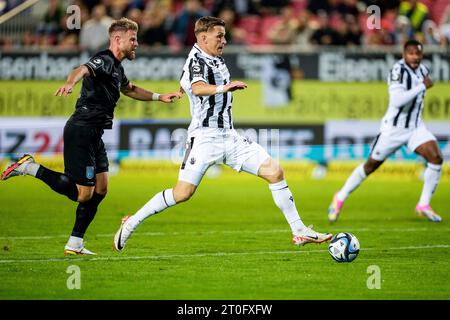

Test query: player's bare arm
[54,65,90,97]
[191,80,247,96]
[120,82,183,102]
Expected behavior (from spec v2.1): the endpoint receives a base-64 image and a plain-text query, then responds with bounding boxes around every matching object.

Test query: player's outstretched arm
[54,65,90,97]
[121,83,183,103]
[191,80,247,96]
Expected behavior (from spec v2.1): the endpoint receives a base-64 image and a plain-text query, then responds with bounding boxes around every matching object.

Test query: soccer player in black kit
[1,18,182,255]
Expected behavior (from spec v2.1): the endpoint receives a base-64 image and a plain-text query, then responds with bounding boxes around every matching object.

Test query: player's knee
[259,161,284,183]
[363,163,376,175]
[95,186,108,196]
[77,193,93,203]
[429,153,443,165]
[271,166,285,183]
[174,187,194,203]
[77,188,94,203]
[175,190,193,203]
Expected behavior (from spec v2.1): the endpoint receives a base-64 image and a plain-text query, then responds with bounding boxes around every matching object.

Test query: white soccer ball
[311,164,327,180]
[328,232,360,263]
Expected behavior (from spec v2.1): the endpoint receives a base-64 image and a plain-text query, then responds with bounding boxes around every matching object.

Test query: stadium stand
[0,0,449,48]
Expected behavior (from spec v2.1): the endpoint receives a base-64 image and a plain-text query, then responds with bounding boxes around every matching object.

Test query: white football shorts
[370,125,437,161]
[179,128,270,185]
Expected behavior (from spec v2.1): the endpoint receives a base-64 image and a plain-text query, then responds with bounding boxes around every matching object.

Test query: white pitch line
[0,244,449,264]
[0,227,448,241]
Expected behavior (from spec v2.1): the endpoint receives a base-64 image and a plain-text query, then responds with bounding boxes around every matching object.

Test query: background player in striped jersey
[114,16,332,252]
[328,40,444,223]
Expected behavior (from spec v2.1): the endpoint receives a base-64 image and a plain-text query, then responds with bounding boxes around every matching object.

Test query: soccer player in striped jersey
[114,16,332,252]
[328,40,444,223]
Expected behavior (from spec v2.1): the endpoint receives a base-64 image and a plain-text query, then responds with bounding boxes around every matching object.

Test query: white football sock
[128,189,176,230]
[337,163,367,201]
[269,180,305,234]
[66,236,83,249]
[418,163,442,206]
[23,162,40,177]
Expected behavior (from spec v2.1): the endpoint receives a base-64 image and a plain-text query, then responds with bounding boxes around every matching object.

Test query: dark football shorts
[63,123,109,186]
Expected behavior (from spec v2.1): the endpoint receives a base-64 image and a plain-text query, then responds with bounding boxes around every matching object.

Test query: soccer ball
[328,232,360,263]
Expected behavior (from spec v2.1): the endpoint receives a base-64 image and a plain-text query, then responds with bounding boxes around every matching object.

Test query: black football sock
[71,192,106,238]
[35,166,78,201]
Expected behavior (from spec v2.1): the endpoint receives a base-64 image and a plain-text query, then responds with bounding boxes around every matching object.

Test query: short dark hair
[404,39,423,51]
[109,18,138,35]
[194,16,225,35]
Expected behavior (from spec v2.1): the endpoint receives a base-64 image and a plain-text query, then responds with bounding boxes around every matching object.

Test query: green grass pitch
[0,168,449,299]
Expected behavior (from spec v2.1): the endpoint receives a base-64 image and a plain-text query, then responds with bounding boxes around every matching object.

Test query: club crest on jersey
[190,157,196,165]
[86,166,95,179]
[87,58,104,70]
[391,73,400,81]
[390,66,401,83]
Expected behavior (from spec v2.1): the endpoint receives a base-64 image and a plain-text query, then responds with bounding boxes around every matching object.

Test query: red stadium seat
[291,0,308,13]
[419,0,433,11]
[359,14,369,33]
[237,15,261,34]
[403,0,450,25]
[258,15,283,44]
[432,0,450,24]
[236,15,262,45]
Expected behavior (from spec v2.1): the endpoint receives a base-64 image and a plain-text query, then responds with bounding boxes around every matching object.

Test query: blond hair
[194,16,225,36]
[109,18,139,35]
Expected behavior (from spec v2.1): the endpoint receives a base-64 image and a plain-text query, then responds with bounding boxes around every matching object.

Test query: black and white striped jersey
[381,59,429,130]
[180,44,233,133]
